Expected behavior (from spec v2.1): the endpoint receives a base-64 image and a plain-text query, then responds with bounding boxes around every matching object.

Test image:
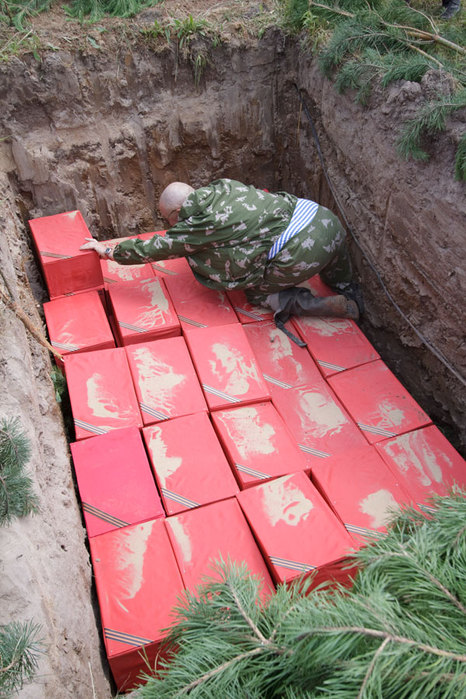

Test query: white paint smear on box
[133,346,185,410]
[169,519,192,564]
[304,318,351,337]
[298,389,346,437]
[134,280,170,328]
[372,400,406,429]
[148,426,182,486]
[210,342,259,396]
[114,522,153,603]
[359,489,400,528]
[87,373,133,421]
[385,432,445,486]
[261,476,314,527]
[223,407,276,457]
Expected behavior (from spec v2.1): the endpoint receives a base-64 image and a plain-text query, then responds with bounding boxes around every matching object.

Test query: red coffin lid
[43,289,114,356]
[271,379,368,468]
[64,347,142,439]
[29,210,91,261]
[211,401,310,488]
[143,412,239,515]
[125,336,207,425]
[165,498,274,600]
[107,277,180,345]
[328,360,432,444]
[311,446,415,543]
[183,323,270,410]
[290,317,379,378]
[164,273,238,330]
[375,425,466,507]
[70,426,164,537]
[101,236,154,285]
[237,471,356,587]
[137,231,194,277]
[244,320,322,391]
[89,518,185,689]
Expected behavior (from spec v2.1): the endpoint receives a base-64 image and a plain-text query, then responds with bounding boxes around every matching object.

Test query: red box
[328,360,432,444]
[271,380,368,468]
[29,210,104,298]
[236,471,356,588]
[243,320,322,392]
[89,518,185,692]
[183,324,270,410]
[164,273,238,330]
[291,317,379,377]
[70,426,164,537]
[311,446,414,543]
[108,277,180,345]
[375,425,466,507]
[43,289,114,365]
[64,347,142,440]
[226,290,274,324]
[165,498,274,600]
[143,413,239,515]
[125,336,207,425]
[211,402,310,488]
[101,236,154,287]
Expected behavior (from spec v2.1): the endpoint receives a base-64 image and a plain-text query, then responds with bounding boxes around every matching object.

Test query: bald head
[159,182,195,226]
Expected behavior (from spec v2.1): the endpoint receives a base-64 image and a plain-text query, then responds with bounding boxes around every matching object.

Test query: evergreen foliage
[138,491,466,698]
[0,622,42,696]
[299,0,466,179]
[0,0,51,31]
[0,417,39,525]
[64,0,162,21]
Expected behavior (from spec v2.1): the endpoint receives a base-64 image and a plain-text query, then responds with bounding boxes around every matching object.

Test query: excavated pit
[1,19,465,698]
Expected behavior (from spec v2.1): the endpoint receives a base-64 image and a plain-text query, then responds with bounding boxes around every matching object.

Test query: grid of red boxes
[31,210,466,693]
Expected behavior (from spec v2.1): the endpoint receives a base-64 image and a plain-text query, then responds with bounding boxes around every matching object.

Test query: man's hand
[80,238,110,258]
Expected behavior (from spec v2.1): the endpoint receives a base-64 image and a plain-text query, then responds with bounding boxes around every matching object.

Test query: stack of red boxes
[108,276,180,345]
[29,210,104,297]
[43,289,114,366]
[32,214,466,694]
[100,236,155,288]
[143,412,239,515]
[125,336,207,425]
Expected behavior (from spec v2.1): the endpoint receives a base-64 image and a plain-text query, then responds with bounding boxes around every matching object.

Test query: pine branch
[0,621,42,695]
[0,418,39,525]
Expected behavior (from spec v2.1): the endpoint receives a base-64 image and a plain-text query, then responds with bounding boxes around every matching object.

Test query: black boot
[441,0,461,18]
[333,281,365,315]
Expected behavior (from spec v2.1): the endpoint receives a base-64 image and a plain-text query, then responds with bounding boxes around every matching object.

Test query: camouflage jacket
[113,179,297,291]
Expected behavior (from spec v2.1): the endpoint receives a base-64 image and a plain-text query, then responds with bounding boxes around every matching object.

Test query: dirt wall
[0,25,464,699]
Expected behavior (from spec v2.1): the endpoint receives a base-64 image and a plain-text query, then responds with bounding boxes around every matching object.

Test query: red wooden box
[243,320,322,392]
[64,347,142,440]
[101,236,154,287]
[271,380,368,469]
[165,498,274,600]
[43,289,114,365]
[327,360,432,444]
[107,277,180,346]
[291,317,379,378]
[375,425,466,508]
[89,518,185,692]
[211,401,310,488]
[226,290,274,324]
[164,273,238,330]
[143,412,239,515]
[29,210,103,298]
[311,446,414,543]
[70,426,164,537]
[183,324,270,410]
[236,471,356,588]
[125,336,207,425]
